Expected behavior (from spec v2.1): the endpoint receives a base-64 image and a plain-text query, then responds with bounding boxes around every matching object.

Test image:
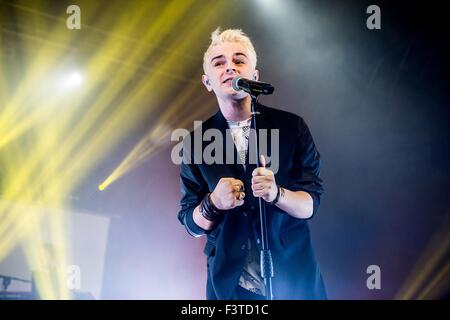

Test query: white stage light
[66,72,83,87]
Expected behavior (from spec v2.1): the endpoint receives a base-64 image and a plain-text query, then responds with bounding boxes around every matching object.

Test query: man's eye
[235,60,245,65]
[214,61,224,67]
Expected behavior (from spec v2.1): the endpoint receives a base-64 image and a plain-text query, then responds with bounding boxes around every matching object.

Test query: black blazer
[178,104,326,299]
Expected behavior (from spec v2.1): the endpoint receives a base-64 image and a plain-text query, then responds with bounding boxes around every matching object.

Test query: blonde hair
[203,28,257,74]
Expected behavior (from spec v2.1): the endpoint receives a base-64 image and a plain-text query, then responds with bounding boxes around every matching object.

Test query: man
[178,28,326,300]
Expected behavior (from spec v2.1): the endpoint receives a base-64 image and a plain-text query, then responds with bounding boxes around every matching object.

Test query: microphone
[232,76,275,96]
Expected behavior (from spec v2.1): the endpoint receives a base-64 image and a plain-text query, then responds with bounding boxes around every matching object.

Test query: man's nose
[226,66,236,73]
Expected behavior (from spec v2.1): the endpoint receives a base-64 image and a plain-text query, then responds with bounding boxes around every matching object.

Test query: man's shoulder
[261,104,299,118]
[184,111,218,138]
[202,111,219,128]
[260,104,305,128]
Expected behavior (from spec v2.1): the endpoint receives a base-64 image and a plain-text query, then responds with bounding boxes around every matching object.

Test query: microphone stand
[0,274,32,291]
[250,94,274,300]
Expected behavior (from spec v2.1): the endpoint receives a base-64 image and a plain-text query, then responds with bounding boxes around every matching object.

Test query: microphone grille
[231,76,243,91]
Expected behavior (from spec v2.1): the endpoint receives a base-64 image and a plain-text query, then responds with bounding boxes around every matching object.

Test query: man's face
[203,42,258,100]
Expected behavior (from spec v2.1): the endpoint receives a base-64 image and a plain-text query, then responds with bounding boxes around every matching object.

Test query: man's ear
[253,69,260,81]
[202,74,212,92]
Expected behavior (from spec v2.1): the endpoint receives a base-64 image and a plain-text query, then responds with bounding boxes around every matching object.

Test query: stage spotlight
[64,71,83,88]
[55,71,83,92]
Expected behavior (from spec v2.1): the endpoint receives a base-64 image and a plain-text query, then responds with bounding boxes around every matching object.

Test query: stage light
[54,71,83,91]
[1,0,228,299]
[66,72,83,87]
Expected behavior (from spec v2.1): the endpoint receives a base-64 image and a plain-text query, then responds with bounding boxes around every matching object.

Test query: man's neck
[217,96,252,121]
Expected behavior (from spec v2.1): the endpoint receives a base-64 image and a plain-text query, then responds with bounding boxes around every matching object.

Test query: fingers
[252,190,267,197]
[251,183,265,192]
[223,178,244,193]
[251,178,276,198]
[251,166,275,199]
[252,166,273,177]
[232,185,242,192]
[231,180,244,196]
[214,178,247,210]
[260,155,266,168]
[234,186,244,197]
[232,183,245,202]
[251,175,271,184]
[252,167,265,176]
[252,155,270,176]
[252,184,268,194]
[230,179,244,187]
[230,192,245,208]
[220,177,243,185]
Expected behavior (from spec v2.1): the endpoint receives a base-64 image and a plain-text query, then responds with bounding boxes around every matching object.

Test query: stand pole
[250,95,274,300]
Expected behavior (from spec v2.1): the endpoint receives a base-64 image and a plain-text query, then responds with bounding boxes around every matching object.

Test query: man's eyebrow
[234,52,248,59]
[210,54,224,63]
[210,52,248,63]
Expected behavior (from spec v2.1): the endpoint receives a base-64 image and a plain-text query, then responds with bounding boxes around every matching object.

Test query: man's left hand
[251,155,277,203]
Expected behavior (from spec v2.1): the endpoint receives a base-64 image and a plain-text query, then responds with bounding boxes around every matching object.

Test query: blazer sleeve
[178,147,210,237]
[287,116,324,218]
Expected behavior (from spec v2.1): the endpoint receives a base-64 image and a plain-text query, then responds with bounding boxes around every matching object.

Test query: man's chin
[224,89,248,100]
[214,88,248,101]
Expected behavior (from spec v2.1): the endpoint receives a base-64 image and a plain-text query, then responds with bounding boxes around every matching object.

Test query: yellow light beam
[394,215,450,299]
[417,261,450,300]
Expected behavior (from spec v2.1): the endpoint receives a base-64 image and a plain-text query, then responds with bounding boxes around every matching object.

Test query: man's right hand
[210,178,245,210]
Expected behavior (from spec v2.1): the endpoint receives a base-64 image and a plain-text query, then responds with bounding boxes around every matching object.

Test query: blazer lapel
[208,104,273,183]
[245,103,272,172]
[210,109,246,179]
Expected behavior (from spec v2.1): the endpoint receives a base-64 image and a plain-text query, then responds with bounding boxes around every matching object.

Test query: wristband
[267,185,281,205]
[200,193,226,221]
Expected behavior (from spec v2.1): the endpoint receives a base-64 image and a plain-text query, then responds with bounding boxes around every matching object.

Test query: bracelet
[200,193,226,221]
[267,185,282,205]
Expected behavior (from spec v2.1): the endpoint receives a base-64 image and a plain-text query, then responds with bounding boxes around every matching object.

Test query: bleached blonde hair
[203,28,257,74]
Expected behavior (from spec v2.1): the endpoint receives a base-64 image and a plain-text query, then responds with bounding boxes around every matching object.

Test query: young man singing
[178,28,326,300]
